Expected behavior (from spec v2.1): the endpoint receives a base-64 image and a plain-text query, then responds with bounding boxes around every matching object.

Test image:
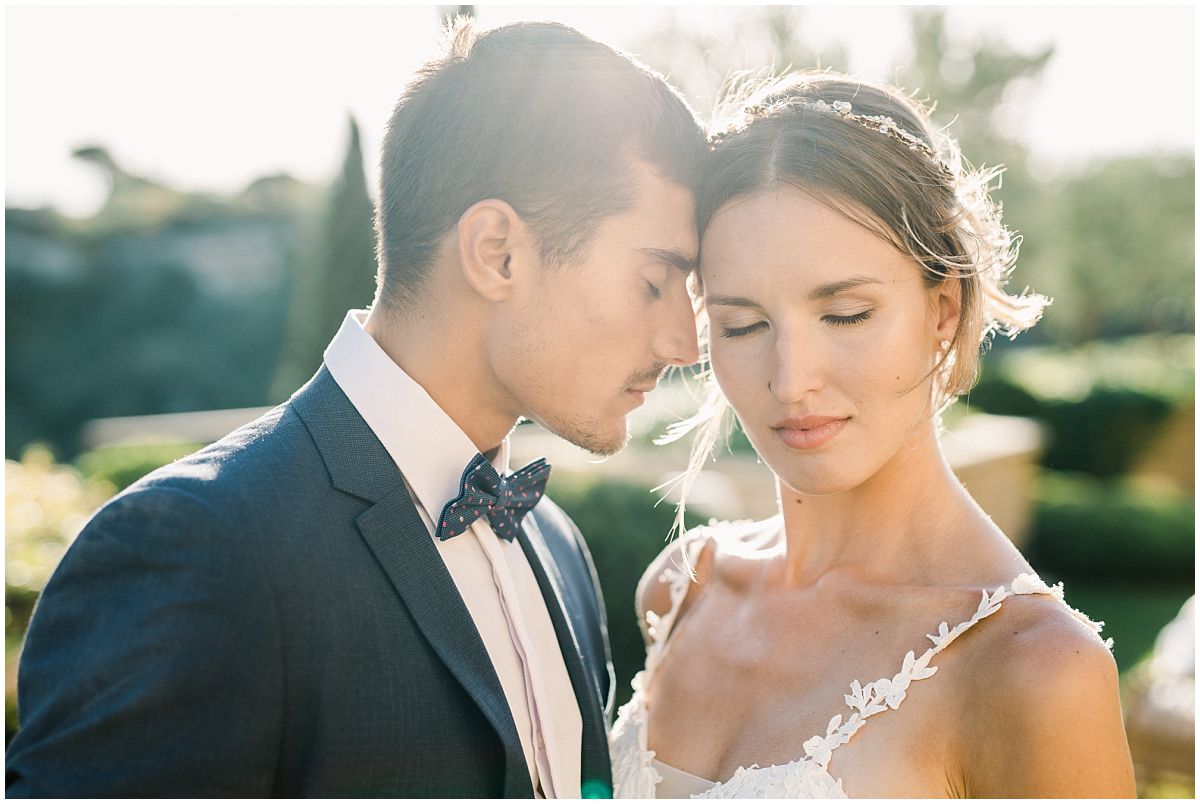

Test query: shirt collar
[323,310,510,519]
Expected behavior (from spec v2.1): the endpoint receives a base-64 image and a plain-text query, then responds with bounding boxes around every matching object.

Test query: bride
[610,72,1136,798]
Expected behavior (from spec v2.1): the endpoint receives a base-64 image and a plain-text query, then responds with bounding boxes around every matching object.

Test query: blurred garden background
[5,4,1195,796]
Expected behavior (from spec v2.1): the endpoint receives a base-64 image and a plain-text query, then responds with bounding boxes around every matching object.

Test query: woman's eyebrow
[809,276,882,300]
[705,295,764,311]
[707,276,881,311]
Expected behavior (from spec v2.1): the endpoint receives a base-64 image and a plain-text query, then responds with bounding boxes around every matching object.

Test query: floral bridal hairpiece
[720,96,950,173]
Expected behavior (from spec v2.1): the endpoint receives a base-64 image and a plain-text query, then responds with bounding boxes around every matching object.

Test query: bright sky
[5,4,1195,217]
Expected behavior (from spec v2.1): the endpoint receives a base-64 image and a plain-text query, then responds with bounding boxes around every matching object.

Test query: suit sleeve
[5,485,284,797]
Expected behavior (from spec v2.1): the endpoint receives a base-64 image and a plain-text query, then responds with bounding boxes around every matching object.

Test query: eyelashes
[719,309,874,339]
[720,321,768,338]
[825,310,872,326]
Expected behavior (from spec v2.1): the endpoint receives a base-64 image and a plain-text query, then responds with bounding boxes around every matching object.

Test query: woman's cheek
[711,341,754,406]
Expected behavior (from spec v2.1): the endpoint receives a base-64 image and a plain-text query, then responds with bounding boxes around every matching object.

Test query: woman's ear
[933,278,963,344]
[456,199,529,302]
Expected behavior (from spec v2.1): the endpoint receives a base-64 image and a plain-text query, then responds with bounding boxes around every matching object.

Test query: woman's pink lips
[773,417,849,449]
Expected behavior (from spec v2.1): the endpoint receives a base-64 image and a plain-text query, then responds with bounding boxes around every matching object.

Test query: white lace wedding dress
[609,524,1110,799]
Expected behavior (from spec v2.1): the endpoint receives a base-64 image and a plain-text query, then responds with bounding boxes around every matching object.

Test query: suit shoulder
[126,402,325,512]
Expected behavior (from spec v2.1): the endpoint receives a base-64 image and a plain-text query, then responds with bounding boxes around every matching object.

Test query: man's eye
[646,281,662,300]
[823,310,873,326]
[720,321,768,338]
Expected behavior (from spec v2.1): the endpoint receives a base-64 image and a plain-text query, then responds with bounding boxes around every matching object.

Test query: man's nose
[656,292,701,367]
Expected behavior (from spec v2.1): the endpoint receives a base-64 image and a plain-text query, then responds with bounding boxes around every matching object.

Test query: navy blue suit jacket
[7,368,614,797]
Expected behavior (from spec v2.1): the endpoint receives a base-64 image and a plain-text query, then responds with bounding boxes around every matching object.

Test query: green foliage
[5,199,304,459]
[5,445,118,740]
[1021,156,1195,343]
[969,335,1193,475]
[547,471,709,709]
[1055,580,1193,674]
[1027,471,1194,583]
[75,442,203,491]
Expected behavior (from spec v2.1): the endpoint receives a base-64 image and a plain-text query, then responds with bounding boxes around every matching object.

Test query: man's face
[489,160,701,456]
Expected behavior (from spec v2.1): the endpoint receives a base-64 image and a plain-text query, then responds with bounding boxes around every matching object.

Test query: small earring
[939,339,950,351]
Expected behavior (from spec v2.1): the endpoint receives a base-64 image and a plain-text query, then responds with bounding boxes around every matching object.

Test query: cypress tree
[273,116,377,397]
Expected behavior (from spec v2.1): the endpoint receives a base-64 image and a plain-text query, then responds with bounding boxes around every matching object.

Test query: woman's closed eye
[719,320,768,339]
[823,309,873,326]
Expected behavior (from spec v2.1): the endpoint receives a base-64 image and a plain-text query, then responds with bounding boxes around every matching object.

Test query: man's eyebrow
[809,276,882,300]
[638,247,696,273]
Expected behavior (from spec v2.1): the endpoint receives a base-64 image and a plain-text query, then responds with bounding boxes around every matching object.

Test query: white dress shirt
[324,310,583,798]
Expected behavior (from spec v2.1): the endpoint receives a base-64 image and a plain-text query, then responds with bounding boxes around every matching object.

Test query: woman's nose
[769,337,823,402]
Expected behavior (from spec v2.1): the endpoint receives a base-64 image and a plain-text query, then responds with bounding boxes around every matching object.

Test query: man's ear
[456,199,529,302]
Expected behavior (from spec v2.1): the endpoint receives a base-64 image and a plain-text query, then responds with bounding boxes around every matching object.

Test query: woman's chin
[770,462,866,498]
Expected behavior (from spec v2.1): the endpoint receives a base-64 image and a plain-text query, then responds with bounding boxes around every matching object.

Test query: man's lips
[772,416,849,449]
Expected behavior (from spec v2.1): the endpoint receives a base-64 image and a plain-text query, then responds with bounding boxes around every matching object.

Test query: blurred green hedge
[1026,471,1194,582]
[75,442,202,491]
[967,334,1192,476]
[546,471,708,710]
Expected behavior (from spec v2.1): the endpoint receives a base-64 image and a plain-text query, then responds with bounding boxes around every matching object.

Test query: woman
[610,72,1136,798]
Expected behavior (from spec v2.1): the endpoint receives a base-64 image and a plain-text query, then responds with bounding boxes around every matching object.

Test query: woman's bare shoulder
[957,591,1135,797]
[635,524,715,634]
[635,517,779,643]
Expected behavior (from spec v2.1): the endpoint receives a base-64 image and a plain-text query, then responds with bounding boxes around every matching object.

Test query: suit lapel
[517,515,613,797]
[292,368,533,798]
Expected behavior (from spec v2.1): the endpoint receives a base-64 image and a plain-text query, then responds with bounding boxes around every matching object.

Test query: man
[6,18,705,798]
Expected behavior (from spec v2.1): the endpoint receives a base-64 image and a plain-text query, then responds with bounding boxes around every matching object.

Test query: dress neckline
[615,524,1106,798]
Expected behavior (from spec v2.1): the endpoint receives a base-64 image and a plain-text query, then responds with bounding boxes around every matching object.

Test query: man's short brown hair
[374,19,707,311]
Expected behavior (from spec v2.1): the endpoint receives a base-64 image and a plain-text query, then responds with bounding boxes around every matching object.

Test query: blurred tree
[5,157,309,457]
[72,144,224,232]
[272,116,378,398]
[892,10,1052,168]
[1025,156,1195,343]
[633,7,848,122]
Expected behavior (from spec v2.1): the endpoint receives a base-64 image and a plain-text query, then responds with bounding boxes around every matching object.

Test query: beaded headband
[733,97,946,169]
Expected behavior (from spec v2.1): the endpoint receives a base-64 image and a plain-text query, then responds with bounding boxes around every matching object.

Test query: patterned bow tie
[435,454,551,542]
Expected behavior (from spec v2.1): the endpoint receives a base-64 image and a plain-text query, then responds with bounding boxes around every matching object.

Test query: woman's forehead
[699,191,919,294]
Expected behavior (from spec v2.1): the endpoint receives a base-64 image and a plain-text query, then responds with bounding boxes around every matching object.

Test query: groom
[6,19,705,798]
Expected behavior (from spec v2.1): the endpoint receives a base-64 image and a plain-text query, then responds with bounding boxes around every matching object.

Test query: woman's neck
[775,425,982,589]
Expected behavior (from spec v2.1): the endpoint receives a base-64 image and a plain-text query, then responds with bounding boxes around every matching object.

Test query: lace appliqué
[611,552,1107,799]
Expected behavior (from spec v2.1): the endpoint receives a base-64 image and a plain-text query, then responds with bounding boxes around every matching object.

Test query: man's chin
[579,429,630,458]
[547,415,630,458]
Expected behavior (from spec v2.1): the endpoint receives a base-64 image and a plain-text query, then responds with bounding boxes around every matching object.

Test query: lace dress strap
[797,572,1109,770]
[642,528,710,682]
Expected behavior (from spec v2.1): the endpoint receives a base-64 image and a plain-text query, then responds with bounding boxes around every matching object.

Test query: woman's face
[700,187,958,496]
